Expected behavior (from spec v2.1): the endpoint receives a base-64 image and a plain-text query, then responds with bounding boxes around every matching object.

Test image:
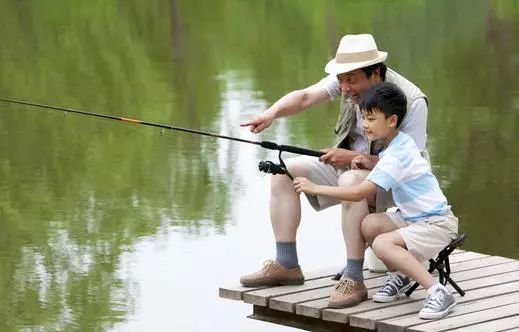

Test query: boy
[293,82,459,319]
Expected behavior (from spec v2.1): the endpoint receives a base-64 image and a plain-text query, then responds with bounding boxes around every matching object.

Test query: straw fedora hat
[325,34,387,75]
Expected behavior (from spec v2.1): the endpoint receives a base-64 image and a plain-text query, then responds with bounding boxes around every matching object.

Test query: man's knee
[337,170,368,187]
[361,214,383,243]
[271,157,311,194]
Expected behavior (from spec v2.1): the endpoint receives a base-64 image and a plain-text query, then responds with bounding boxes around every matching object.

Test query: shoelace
[380,274,405,294]
[262,259,276,271]
[424,289,446,310]
[335,279,355,294]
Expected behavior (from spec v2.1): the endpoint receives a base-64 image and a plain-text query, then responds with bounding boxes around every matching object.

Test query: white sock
[427,283,448,295]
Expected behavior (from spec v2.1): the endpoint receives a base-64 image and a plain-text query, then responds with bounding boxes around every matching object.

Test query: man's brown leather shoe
[240,260,305,287]
[328,278,368,308]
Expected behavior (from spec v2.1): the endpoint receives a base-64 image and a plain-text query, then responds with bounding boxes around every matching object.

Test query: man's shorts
[286,155,348,211]
[386,209,459,262]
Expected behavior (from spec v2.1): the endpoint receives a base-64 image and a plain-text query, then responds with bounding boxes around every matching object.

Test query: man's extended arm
[240,84,329,134]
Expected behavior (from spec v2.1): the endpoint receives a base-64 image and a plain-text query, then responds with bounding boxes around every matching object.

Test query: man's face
[337,68,381,104]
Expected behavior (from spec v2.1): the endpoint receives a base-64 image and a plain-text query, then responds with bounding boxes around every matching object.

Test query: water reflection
[0,0,518,331]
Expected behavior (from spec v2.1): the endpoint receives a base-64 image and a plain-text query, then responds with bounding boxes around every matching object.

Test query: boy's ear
[389,114,399,128]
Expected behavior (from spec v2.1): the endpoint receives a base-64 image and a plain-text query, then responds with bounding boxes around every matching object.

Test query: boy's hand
[293,177,319,195]
[240,112,274,134]
[351,154,374,170]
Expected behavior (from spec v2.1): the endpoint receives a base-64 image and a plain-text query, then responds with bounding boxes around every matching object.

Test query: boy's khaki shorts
[386,210,459,262]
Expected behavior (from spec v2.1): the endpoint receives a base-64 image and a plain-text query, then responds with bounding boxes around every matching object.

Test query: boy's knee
[361,214,389,244]
[372,233,392,256]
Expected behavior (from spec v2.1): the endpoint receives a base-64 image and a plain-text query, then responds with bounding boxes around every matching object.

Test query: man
[239,34,428,308]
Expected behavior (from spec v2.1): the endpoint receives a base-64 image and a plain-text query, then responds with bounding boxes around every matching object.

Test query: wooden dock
[219,250,519,331]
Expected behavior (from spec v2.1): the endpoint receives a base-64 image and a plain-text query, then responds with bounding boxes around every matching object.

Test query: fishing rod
[0,97,325,179]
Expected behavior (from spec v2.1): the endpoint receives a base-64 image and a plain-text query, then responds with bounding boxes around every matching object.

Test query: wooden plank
[248,305,354,332]
[352,285,519,330]
[219,265,341,300]
[243,276,337,307]
[298,255,515,321]
[244,269,384,306]
[296,296,334,318]
[448,255,514,272]
[294,255,506,319]
[377,280,519,332]
[447,251,488,263]
[350,261,519,329]
[269,273,388,313]
[446,314,519,331]
[290,256,516,318]
[322,269,519,326]
[408,302,519,332]
[219,251,498,301]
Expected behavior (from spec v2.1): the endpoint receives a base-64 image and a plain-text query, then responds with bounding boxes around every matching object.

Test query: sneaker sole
[419,301,457,320]
[372,282,414,303]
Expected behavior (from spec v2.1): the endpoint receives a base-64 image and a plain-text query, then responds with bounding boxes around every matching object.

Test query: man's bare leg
[270,172,302,242]
[268,158,314,269]
[338,170,373,281]
[240,158,312,287]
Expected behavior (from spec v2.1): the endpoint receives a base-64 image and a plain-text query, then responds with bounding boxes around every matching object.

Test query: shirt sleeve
[399,98,428,151]
[313,74,341,100]
[366,154,402,191]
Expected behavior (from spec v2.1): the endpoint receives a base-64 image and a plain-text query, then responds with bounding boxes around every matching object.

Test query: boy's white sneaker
[419,285,457,319]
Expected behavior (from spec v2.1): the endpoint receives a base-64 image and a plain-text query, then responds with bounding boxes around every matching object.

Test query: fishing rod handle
[278,144,325,157]
[260,141,324,157]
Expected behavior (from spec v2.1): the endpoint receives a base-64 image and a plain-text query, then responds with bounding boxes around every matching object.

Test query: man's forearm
[267,86,329,119]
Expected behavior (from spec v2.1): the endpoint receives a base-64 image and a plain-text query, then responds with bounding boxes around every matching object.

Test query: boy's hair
[360,62,387,81]
[359,82,407,128]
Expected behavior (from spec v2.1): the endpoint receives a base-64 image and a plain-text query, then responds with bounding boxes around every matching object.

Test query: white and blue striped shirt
[366,132,450,221]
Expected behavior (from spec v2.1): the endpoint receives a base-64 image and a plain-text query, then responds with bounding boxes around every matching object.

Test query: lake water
[1,1,518,331]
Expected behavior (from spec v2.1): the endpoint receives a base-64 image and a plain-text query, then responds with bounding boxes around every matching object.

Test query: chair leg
[445,275,466,296]
[406,234,467,297]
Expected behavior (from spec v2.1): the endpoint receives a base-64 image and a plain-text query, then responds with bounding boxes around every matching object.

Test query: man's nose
[340,81,352,94]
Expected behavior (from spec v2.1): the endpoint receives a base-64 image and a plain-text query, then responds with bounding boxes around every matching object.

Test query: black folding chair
[405,233,467,296]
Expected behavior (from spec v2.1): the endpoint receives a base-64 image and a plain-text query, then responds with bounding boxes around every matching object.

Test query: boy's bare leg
[372,230,435,289]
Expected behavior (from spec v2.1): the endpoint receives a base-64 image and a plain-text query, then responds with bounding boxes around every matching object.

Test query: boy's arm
[293,177,378,202]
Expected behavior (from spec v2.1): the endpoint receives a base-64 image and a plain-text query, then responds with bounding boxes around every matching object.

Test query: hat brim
[324,52,388,75]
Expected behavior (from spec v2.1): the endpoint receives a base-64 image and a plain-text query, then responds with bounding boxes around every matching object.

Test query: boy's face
[336,69,381,104]
[361,108,398,141]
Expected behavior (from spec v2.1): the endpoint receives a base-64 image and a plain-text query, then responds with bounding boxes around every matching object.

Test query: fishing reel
[258,150,293,180]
